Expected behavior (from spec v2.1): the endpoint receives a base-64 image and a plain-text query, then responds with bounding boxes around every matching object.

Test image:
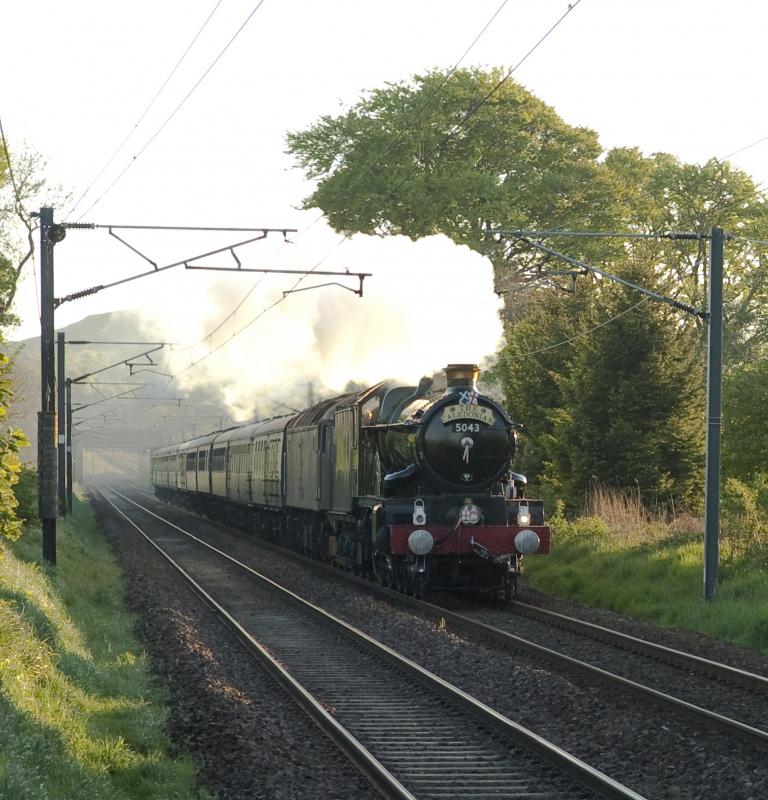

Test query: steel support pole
[39,207,58,565]
[57,332,66,515]
[66,379,73,513]
[703,227,724,600]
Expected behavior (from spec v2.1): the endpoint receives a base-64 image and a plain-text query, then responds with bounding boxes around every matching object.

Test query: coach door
[318,422,333,509]
[332,407,357,513]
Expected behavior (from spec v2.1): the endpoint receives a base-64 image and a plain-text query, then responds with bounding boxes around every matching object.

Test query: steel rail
[127,487,768,751]
[95,487,416,800]
[101,484,645,800]
[284,555,768,750]
[508,600,768,693]
[307,560,768,748]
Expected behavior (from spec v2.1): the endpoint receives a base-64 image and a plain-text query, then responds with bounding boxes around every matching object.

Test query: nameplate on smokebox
[440,404,494,425]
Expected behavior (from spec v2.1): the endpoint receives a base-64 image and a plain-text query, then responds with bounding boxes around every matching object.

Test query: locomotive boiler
[151,364,550,600]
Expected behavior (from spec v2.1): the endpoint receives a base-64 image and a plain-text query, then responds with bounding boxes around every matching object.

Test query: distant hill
[3,310,233,465]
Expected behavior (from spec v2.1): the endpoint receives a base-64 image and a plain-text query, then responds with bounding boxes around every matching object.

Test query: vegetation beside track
[523,483,768,655]
[0,497,210,800]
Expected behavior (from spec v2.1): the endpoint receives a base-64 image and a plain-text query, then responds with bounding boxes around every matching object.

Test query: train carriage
[151,364,550,600]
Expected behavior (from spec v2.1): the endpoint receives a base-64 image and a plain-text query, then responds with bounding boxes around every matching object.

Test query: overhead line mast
[490,226,726,601]
[35,209,301,567]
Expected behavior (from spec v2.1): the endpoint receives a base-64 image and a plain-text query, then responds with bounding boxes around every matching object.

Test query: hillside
[3,310,233,466]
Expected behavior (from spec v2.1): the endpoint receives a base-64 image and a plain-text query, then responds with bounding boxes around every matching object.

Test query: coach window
[212,447,226,471]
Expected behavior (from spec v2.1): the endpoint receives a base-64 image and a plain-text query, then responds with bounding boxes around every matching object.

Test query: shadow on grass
[0,587,103,687]
[0,688,197,800]
[0,586,149,707]
[0,691,109,799]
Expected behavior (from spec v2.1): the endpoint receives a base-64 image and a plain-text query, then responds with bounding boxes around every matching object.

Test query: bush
[720,474,768,571]
[12,464,37,525]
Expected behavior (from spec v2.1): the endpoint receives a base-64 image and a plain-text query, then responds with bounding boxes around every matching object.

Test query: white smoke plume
[140,218,503,420]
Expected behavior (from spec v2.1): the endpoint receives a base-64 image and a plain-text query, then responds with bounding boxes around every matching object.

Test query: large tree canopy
[288,68,768,508]
[288,68,618,247]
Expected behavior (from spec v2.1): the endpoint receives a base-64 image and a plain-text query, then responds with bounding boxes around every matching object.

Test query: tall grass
[582,483,702,545]
[525,483,768,654]
[0,499,211,800]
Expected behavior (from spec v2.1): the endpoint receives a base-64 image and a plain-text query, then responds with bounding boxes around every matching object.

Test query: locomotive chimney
[444,363,480,394]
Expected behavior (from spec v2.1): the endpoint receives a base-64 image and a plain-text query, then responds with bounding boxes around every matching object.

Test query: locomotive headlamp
[517,503,531,526]
[408,528,434,555]
[460,499,481,525]
[514,529,540,555]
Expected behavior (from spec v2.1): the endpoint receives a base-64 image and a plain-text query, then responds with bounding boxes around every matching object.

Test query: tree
[0,140,59,538]
[0,350,27,540]
[1,145,67,324]
[722,361,768,481]
[600,149,768,365]
[288,68,768,511]
[287,68,623,276]
[549,285,703,507]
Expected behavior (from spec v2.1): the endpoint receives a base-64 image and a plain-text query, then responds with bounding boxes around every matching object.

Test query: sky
[3,0,768,414]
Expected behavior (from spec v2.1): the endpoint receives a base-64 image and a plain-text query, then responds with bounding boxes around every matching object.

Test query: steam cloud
[141,223,504,420]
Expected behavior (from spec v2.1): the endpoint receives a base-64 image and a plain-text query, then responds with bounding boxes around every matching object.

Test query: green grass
[524,513,768,655]
[0,498,211,800]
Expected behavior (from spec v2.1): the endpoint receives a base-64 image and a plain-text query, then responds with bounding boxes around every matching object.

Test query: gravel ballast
[95,485,768,800]
[91,492,381,800]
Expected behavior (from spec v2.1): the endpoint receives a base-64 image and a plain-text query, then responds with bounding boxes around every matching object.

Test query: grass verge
[524,501,768,655]
[0,497,211,800]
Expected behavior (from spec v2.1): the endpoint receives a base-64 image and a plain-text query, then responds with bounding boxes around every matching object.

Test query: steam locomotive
[150,364,550,599]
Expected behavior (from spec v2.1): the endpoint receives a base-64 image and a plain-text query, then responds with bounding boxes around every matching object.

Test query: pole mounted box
[38,412,58,519]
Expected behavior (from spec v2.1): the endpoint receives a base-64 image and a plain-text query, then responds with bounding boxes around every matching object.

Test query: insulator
[65,285,105,302]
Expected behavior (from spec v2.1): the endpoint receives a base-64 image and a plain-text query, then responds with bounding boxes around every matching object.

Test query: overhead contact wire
[76,0,268,221]
[165,0,586,382]
[283,0,586,293]
[172,0,519,372]
[65,0,224,220]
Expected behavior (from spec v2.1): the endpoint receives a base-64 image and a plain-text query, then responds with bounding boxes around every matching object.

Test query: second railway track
[128,479,768,749]
[96,483,644,800]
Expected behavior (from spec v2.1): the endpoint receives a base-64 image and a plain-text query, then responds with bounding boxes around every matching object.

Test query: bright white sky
[3,0,768,406]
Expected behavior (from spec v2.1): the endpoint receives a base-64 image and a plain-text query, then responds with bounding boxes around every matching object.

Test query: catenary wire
[173,293,285,376]
[289,0,512,245]
[64,0,224,221]
[721,133,768,162]
[508,262,691,360]
[171,272,268,353]
[168,0,587,379]
[281,0,586,292]
[513,297,648,358]
[729,233,768,248]
[184,0,514,362]
[189,0,759,383]
[75,0,268,222]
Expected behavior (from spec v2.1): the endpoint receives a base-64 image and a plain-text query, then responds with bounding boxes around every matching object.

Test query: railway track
[118,482,768,751]
[410,597,768,748]
[96,484,645,800]
[507,599,768,689]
